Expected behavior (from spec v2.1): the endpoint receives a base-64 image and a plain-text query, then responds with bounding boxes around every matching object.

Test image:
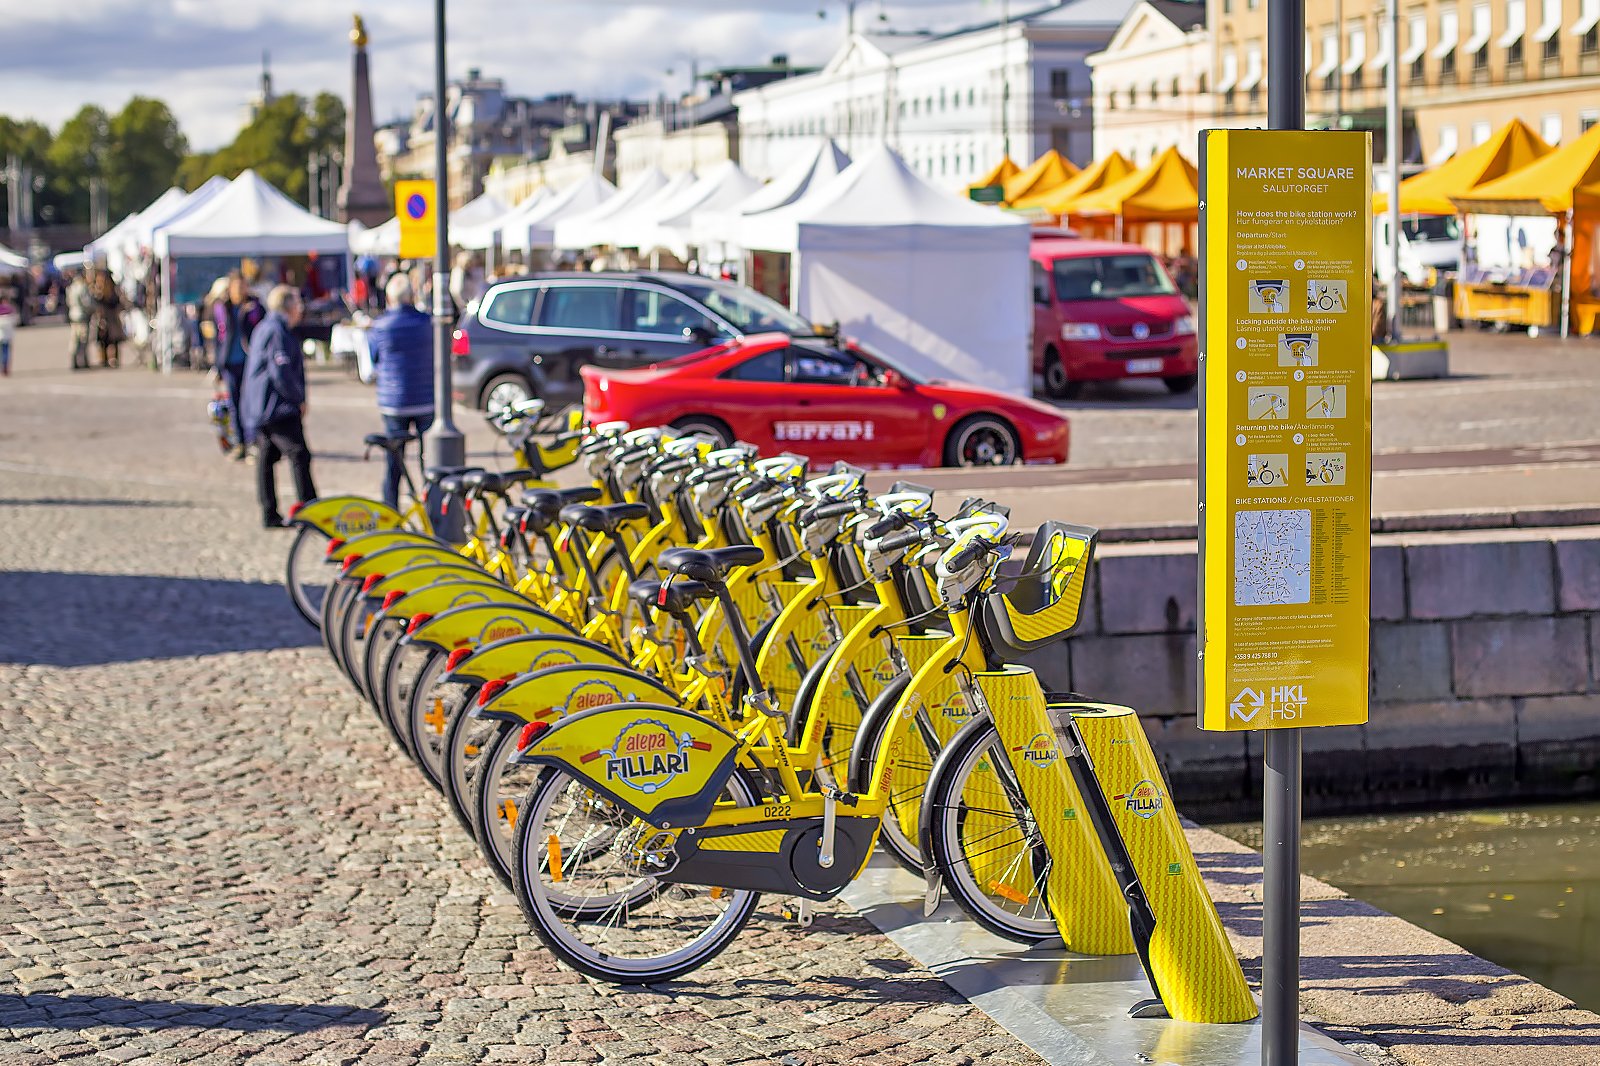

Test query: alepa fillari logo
[582,717,713,794]
[477,615,529,645]
[332,504,377,536]
[1013,732,1057,768]
[1116,779,1165,819]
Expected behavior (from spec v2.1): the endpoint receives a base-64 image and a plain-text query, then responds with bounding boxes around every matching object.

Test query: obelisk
[337,14,390,227]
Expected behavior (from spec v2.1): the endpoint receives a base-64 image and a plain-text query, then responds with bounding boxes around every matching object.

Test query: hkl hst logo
[1229,684,1308,723]
[1116,779,1164,819]
[1013,732,1057,768]
[581,718,712,794]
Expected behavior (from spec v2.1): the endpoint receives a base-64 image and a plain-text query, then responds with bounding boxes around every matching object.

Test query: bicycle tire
[442,693,496,835]
[922,716,1058,944]
[845,671,932,875]
[403,648,453,791]
[512,765,762,984]
[285,525,333,629]
[469,721,534,887]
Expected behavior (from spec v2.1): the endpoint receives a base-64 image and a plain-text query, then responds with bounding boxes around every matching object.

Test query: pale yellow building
[1088,0,1217,164]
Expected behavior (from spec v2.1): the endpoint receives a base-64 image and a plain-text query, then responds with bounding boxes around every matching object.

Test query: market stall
[631,161,762,263]
[445,190,509,248]
[552,167,669,252]
[514,174,617,256]
[1450,122,1600,336]
[1054,146,1199,256]
[966,157,1020,201]
[740,143,1031,394]
[1036,152,1136,217]
[1002,149,1079,210]
[694,140,850,285]
[1372,118,1551,216]
[454,187,552,252]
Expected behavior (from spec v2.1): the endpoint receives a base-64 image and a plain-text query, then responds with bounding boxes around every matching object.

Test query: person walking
[0,290,18,376]
[212,272,265,459]
[241,286,317,529]
[89,268,125,368]
[66,270,92,370]
[366,273,435,508]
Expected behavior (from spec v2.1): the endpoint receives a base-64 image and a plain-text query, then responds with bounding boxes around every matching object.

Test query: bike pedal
[781,899,814,928]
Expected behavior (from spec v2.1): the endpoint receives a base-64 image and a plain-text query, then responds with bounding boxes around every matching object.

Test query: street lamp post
[425,0,467,541]
[1386,0,1404,341]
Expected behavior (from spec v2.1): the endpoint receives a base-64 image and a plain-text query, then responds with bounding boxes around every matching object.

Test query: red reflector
[656,583,670,607]
[451,329,471,357]
[518,515,530,534]
[442,498,450,516]
[340,553,364,573]
[325,537,347,557]
[405,612,435,635]
[446,647,473,672]
[361,573,386,594]
[289,501,305,519]
[478,677,510,707]
[381,590,405,612]
[517,721,550,752]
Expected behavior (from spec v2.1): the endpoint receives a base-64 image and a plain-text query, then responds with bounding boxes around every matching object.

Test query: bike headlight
[1174,315,1196,336]
[1060,322,1101,341]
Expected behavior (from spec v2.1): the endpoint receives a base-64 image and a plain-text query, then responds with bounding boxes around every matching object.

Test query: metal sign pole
[1264,0,1305,1060]
[425,0,467,540]
[1386,0,1403,341]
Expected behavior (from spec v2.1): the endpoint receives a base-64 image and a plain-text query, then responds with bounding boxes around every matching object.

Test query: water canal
[1216,800,1600,1012]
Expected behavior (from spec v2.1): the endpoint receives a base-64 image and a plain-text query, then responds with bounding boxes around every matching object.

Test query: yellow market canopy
[1033,152,1137,215]
[967,157,1020,197]
[1002,150,1079,206]
[1451,122,1600,216]
[1373,118,1552,216]
[1061,146,1199,222]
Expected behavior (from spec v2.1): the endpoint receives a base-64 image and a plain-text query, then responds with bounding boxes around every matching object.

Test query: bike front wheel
[923,716,1058,943]
[285,525,333,629]
[512,766,762,984]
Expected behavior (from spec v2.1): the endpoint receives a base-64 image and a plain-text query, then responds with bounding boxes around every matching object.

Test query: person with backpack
[212,272,265,459]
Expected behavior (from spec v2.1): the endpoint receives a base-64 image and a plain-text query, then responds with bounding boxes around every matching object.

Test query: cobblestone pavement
[0,326,1047,1065]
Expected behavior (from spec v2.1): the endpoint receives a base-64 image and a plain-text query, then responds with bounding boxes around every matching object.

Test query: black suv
[451,271,815,414]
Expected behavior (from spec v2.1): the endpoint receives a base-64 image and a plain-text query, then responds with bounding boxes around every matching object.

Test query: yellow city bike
[501,526,1258,1024]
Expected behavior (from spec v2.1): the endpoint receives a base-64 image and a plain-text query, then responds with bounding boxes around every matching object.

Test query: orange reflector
[547,834,563,883]
[500,799,519,829]
[426,697,448,735]
[464,744,480,756]
[989,880,1030,906]
[404,612,434,635]
[710,886,725,900]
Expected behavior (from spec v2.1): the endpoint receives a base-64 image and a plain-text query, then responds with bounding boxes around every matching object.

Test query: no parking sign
[395,180,437,259]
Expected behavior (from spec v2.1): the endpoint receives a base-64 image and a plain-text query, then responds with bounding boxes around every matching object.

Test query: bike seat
[628,577,714,615]
[462,469,538,496]
[659,545,764,584]
[558,501,650,535]
[364,432,416,452]
[425,465,483,488]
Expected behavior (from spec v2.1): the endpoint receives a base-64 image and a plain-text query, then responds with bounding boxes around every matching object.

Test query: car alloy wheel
[949,416,1017,467]
[484,376,533,419]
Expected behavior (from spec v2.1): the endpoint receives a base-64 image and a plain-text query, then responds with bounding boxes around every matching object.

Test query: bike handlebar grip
[945,539,989,573]
[865,511,911,539]
[807,499,859,523]
[877,528,924,553]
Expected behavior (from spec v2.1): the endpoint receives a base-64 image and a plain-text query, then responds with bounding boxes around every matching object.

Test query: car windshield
[1051,253,1176,301]
[1403,215,1461,243]
[676,281,813,335]
[836,338,925,386]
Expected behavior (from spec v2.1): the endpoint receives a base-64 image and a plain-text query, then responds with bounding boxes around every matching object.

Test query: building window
[1581,110,1600,132]
[1466,3,1491,77]
[1171,76,1181,97]
[1108,88,1118,110]
[1471,120,1492,144]
[1218,46,1239,112]
[1150,80,1160,102]
[1223,0,1231,13]
[1434,8,1460,80]
[1345,24,1366,91]
[1315,28,1338,94]
[1541,113,1562,143]
[1502,0,1526,68]
[1051,69,1072,98]
[1432,124,1459,163]
[1197,72,1207,94]
[968,87,976,106]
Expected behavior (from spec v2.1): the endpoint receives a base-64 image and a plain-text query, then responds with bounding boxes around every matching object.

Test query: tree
[0,115,57,228]
[179,93,346,204]
[105,98,187,218]
[45,106,111,226]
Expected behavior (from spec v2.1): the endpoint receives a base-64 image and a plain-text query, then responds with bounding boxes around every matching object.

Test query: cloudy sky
[0,0,1001,149]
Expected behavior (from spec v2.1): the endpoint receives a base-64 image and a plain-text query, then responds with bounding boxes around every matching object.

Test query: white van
[1374,214,1463,288]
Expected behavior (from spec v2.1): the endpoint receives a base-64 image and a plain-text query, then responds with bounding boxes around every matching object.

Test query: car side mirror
[880,368,908,389]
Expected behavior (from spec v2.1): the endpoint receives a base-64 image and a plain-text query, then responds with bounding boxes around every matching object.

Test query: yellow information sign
[1198,129,1372,732]
[395,180,437,260]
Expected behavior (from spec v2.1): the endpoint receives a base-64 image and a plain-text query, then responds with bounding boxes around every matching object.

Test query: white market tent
[553,167,671,250]
[454,187,552,251]
[446,190,509,247]
[741,143,1031,395]
[632,161,763,260]
[582,170,698,251]
[138,176,232,251]
[0,242,29,270]
[351,216,400,257]
[155,169,349,257]
[694,139,851,251]
[516,174,617,252]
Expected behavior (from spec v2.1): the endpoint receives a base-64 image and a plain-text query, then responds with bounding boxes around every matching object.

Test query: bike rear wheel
[286,525,333,629]
[923,716,1058,943]
[512,766,761,984]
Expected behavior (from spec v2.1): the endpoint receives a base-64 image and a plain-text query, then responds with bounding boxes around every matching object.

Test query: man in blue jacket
[366,273,436,507]
[241,285,317,528]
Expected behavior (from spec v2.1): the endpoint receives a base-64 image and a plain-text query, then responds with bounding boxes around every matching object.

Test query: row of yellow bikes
[281,400,1258,1024]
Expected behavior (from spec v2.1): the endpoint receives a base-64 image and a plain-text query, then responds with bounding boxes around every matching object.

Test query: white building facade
[734,0,1136,188]
[1086,0,1214,165]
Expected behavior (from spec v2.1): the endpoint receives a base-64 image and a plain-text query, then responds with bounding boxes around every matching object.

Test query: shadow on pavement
[0,498,195,508]
[0,571,316,667]
[0,992,385,1033]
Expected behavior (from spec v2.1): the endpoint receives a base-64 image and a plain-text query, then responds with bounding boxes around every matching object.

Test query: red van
[1030,238,1198,398]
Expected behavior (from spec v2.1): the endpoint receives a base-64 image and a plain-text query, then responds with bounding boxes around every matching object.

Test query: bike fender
[364,563,497,602]
[443,634,626,686]
[379,581,526,625]
[477,664,676,725]
[341,544,475,583]
[325,529,439,566]
[402,602,575,654]
[290,496,405,539]
[517,703,739,829]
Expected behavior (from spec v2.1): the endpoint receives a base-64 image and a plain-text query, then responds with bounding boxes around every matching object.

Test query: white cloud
[0,0,992,149]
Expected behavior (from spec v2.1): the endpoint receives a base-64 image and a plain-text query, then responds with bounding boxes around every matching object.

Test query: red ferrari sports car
[580,333,1070,469]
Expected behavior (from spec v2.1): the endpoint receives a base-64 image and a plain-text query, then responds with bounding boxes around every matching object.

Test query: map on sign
[1233,509,1311,606]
